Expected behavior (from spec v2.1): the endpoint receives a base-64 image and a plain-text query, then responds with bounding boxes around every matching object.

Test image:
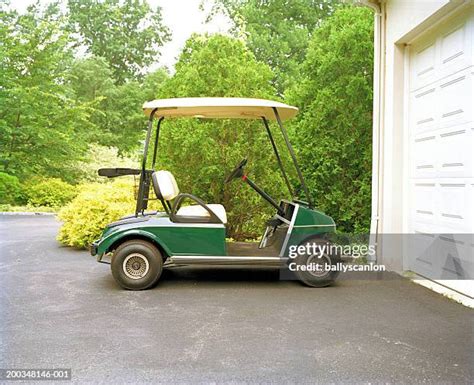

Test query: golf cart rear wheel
[294,238,340,288]
[111,240,163,290]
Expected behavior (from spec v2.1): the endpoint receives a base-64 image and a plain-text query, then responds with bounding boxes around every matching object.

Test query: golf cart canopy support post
[152,117,164,169]
[151,116,172,214]
[272,107,314,209]
[135,108,156,216]
[142,108,156,172]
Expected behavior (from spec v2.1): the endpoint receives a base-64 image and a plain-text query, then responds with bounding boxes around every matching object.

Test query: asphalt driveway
[0,215,472,384]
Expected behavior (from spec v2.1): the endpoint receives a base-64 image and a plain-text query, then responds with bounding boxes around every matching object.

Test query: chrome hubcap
[306,254,331,278]
[123,253,149,280]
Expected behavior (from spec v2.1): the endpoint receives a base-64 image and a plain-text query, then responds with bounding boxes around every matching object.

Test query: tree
[288,6,373,233]
[68,0,170,84]
[0,2,94,181]
[69,56,169,152]
[210,0,341,94]
[157,34,286,239]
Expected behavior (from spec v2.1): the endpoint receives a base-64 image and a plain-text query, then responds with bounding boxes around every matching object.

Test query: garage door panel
[411,41,437,90]
[439,20,473,78]
[407,236,474,281]
[439,182,469,232]
[411,125,472,179]
[411,87,437,133]
[410,181,436,225]
[438,126,472,178]
[410,15,473,90]
[439,71,472,129]
[406,12,473,293]
[410,70,473,136]
[412,136,436,178]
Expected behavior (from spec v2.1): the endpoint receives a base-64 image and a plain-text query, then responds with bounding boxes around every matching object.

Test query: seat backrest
[152,170,179,201]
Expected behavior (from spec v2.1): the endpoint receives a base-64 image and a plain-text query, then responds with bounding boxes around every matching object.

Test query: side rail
[171,193,223,224]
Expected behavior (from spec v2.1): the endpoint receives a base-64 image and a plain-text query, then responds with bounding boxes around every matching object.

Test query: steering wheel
[225,158,248,183]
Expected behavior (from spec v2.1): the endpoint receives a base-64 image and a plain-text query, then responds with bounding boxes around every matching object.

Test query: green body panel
[294,205,336,228]
[96,213,226,257]
[94,204,336,259]
[285,205,336,253]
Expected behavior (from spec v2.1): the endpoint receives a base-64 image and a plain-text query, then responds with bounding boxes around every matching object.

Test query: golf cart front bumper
[90,241,112,264]
[90,241,98,256]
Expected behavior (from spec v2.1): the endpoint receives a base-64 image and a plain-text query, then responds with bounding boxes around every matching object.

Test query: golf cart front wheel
[294,238,340,288]
[111,240,163,290]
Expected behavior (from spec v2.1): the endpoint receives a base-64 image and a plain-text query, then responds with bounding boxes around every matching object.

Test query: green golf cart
[90,97,340,290]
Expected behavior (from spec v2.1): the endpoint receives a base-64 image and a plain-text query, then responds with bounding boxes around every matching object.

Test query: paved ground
[0,215,472,384]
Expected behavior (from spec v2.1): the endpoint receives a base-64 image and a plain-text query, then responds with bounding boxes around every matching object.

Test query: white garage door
[407,11,473,296]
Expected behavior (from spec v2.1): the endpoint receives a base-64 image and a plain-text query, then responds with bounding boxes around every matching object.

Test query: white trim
[405,272,474,308]
[402,43,412,271]
[162,223,225,229]
[361,0,384,263]
[395,0,473,45]
[279,204,299,257]
[275,214,291,225]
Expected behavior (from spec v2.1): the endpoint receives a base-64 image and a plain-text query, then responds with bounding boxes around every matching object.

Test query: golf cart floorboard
[226,242,274,257]
[165,242,282,267]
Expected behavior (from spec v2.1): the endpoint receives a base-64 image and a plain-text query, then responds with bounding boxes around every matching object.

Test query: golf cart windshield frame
[135,107,314,215]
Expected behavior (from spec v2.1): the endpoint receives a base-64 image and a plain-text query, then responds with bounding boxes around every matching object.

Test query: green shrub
[288,7,374,233]
[0,172,24,204]
[57,178,161,248]
[26,178,77,208]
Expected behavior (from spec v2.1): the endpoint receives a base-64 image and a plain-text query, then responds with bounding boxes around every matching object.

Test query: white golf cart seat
[152,170,227,224]
[176,204,227,223]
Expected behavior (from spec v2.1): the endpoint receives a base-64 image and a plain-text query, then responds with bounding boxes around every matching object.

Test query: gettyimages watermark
[279,233,474,281]
[286,241,386,275]
[287,242,376,259]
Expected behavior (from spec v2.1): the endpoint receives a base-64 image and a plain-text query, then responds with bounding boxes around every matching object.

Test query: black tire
[111,240,163,290]
[293,238,340,288]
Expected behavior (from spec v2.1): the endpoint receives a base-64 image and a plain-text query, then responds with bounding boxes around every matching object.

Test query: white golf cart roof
[142,97,298,121]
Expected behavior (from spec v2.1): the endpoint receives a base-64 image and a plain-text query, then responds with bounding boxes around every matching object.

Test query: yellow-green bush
[26,178,77,208]
[57,179,137,248]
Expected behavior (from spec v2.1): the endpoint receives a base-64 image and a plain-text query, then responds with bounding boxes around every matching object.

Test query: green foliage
[69,56,115,102]
[68,0,170,84]
[158,34,287,239]
[0,3,94,181]
[69,57,169,151]
[75,144,138,183]
[0,172,24,204]
[25,178,77,208]
[57,178,160,248]
[288,7,374,233]
[211,0,341,94]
